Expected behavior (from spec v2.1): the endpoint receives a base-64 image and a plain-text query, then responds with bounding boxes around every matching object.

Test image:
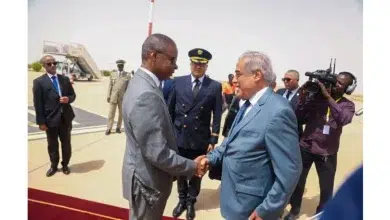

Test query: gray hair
[286,69,300,80]
[238,51,274,85]
[141,33,176,61]
[40,55,54,64]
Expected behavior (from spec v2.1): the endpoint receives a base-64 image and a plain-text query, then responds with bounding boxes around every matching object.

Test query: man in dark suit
[276,69,303,137]
[33,55,76,177]
[168,48,223,220]
[161,78,174,103]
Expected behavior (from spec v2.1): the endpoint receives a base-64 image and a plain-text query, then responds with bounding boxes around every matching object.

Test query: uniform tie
[193,79,200,97]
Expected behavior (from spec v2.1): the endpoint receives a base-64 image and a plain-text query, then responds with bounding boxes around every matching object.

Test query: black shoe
[46,167,57,177]
[105,130,111,135]
[172,202,187,218]
[116,128,121,133]
[186,203,195,220]
[284,212,298,220]
[62,166,71,175]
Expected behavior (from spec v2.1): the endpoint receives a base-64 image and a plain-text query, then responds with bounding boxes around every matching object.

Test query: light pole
[148,0,155,36]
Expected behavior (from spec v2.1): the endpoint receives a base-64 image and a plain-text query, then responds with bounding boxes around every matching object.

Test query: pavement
[28,71,363,220]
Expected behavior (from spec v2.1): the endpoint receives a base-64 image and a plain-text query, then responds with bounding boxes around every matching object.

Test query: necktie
[286,90,292,100]
[51,76,60,94]
[193,79,200,97]
[232,100,251,128]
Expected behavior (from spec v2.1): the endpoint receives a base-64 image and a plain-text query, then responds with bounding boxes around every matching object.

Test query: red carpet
[28,188,181,220]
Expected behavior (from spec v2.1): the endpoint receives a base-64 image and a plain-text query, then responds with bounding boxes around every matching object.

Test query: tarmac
[28,71,363,220]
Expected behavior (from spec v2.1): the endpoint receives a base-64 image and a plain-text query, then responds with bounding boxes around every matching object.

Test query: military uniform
[168,48,223,220]
[106,60,131,134]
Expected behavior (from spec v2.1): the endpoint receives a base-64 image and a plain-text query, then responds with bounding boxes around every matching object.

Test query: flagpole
[148,0,155,36]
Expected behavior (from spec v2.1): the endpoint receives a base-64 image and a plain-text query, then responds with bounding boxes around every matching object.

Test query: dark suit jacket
[168,75,222,151]
[222,96,240,137]
[162,78,173,103]
[276,88,303,138]
[33,74,76,127]
[276,88,299,110]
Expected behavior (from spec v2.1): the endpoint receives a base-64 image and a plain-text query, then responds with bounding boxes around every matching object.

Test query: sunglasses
[282,78,292,82]
[45,62,58,67]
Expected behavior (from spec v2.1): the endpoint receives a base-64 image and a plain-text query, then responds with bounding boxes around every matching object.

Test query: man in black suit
[276,70,303,138]
[33,55,76,177]
[276,70,300,108]
[168,48,222,220]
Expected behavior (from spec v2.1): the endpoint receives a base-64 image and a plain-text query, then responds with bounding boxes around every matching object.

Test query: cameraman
[284,72,356,220]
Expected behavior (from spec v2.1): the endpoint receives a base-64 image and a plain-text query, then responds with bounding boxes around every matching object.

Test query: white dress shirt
[283,88,299,101]
[161,80,165,89]
[191,74,205,90]
[239,86,268,117]
[139,67,160,88]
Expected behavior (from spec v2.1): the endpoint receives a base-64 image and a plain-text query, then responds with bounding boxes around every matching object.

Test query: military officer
[106,59,131,135]
[168,48,223,220]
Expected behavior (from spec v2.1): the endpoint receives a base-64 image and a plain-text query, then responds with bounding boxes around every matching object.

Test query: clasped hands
[193,155,209,178]
[193,144,214,177]
[193,155,262,220]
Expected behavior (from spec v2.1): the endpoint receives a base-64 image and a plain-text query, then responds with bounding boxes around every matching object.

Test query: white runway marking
[28,109,79,125]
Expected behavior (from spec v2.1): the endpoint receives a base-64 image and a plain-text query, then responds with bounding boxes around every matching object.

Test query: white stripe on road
[28,109,79,125]
[28,125,108,141]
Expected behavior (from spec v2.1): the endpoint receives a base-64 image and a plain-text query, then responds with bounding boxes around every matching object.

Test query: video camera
[303,58,338,98]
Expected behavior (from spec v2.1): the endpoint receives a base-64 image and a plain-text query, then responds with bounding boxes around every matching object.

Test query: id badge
[323,125,330,135]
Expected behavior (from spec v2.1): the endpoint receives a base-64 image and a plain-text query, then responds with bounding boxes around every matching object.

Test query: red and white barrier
[148,0,155,36]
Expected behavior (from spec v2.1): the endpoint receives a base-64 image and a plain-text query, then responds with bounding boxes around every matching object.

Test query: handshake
[193,155,209,177]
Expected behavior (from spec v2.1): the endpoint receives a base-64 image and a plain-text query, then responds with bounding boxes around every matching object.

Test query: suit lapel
[58,75,65,92]
[228,103,262,140]
[290,91,300,110]
[185,76,212,113]
[137,68,165,101]
[137,69,176,133]
[291,91,299,102]
[185,75,194,104]
[277,88,286,96]
[228,88,273,141]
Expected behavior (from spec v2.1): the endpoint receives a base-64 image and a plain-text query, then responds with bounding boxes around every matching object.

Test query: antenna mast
[333,58,336,74]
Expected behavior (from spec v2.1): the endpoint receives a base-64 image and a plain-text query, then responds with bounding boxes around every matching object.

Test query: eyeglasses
[282,78,292,82]
[45,62,58,67]
[155,50,177,65]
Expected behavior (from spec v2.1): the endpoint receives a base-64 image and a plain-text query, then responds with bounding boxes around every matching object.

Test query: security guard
[168,48,222,220]
[106,59,131,135]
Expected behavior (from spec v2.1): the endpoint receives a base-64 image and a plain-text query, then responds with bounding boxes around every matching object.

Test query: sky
[28,0,363,93]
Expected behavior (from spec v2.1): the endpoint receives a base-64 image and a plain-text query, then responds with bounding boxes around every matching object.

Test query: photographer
[284,72,356,220]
